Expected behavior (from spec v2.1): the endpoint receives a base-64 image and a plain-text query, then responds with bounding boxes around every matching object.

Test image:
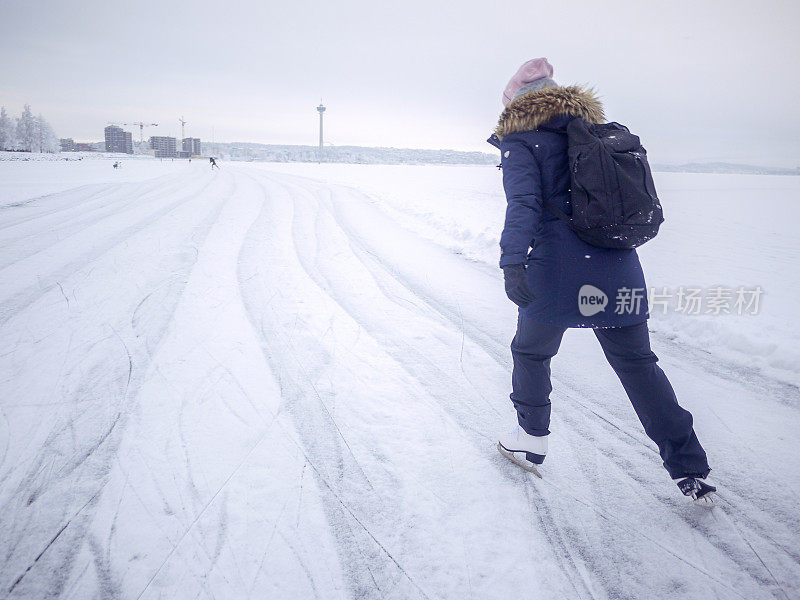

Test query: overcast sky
[1,0,798,165]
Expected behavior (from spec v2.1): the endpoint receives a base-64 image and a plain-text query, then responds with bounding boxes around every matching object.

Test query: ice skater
[491,58,715,503]
[209,156,219,170]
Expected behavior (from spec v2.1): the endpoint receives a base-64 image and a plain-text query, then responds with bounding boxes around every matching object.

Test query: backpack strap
[543,199,573,225]
[541,116,580,226]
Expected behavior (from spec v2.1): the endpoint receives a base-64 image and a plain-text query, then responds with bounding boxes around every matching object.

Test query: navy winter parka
[494,85,649,328]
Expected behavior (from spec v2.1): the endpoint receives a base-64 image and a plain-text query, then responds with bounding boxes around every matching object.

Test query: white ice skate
[497,426,548,478]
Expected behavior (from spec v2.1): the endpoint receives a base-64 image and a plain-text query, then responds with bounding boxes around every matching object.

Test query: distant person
[490,58,715,504]
[112,161,119,169]
[209,157,219,170]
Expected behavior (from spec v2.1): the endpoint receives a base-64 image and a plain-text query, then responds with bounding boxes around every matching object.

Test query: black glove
[503,264,536,308]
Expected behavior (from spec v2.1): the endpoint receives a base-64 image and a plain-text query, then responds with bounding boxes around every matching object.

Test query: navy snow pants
[510,318,710,480]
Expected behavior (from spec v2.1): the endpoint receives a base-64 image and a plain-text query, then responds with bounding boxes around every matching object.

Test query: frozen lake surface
[0,157,798,599]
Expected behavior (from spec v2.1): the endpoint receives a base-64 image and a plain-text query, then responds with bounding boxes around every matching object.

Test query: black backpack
[545,118,664,249]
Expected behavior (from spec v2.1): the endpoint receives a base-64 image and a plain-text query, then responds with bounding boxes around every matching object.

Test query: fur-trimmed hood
[494,85,605,140]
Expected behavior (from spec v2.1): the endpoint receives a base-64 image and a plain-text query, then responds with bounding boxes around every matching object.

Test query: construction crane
[122,122,159,144]
[179,116,187,142]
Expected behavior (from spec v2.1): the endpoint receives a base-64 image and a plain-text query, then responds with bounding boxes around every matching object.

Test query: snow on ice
[0,156,798,599]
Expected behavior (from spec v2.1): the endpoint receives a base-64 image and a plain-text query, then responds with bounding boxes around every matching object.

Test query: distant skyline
[1,0,799,166]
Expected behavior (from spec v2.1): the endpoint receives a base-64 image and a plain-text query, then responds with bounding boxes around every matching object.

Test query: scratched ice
[0,157,798,600]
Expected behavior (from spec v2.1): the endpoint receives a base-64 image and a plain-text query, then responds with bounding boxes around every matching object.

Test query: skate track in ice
[0,160,798,599]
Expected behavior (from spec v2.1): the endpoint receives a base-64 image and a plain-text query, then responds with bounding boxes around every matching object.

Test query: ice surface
[258,163,800,388]
[0,158,798,599]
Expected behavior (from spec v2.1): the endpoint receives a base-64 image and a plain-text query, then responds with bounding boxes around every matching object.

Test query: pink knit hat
[502,58,554,106]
